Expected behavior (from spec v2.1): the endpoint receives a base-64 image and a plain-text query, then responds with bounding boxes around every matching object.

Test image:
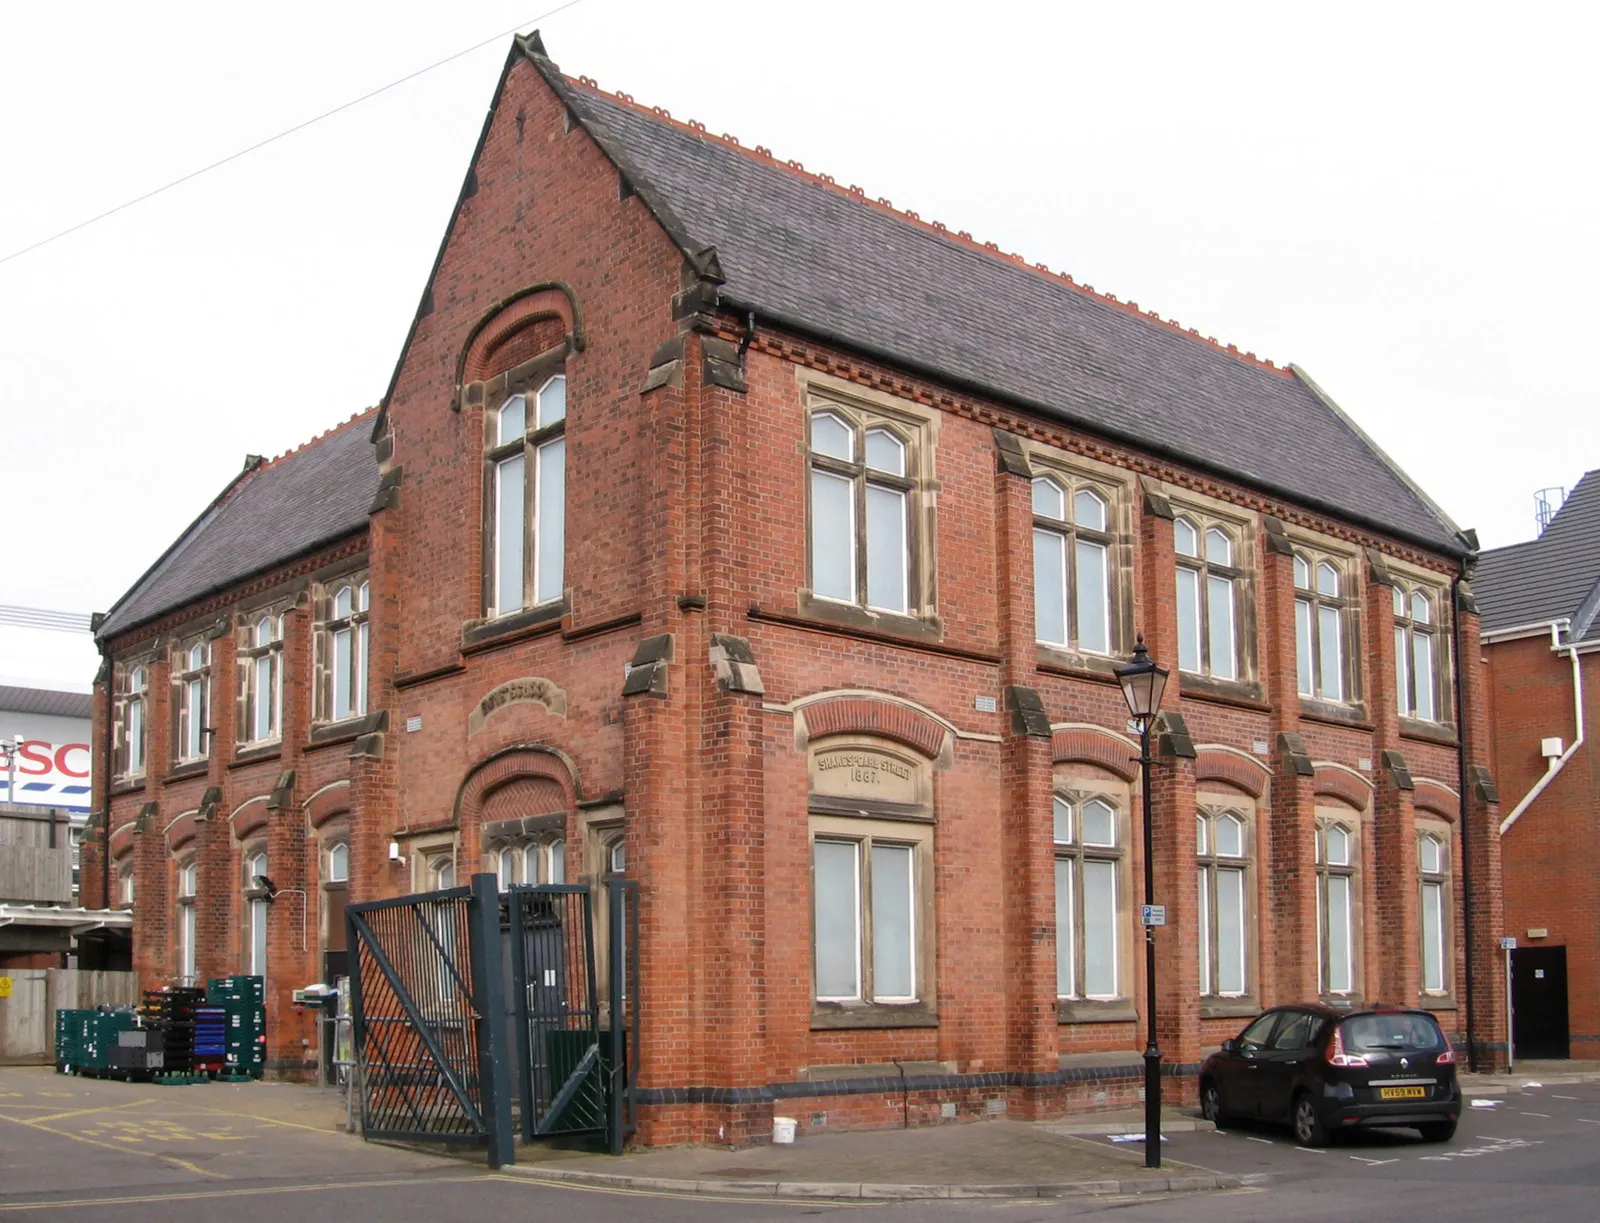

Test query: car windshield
[1340,1013,1444,1052]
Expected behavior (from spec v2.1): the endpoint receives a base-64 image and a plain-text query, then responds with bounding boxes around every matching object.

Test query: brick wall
[90,47,1503,1131]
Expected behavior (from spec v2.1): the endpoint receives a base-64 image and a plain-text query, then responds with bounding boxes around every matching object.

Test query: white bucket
[772,1116,798,1144]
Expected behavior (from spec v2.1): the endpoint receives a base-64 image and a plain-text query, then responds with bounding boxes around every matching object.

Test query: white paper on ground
[1470,1099,1501,1108]
[1523,1082,1543,1088]
[1107,1133,1170,1143]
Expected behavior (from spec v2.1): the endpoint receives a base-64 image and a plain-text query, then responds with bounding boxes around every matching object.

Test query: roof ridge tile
[563,73,1289,376]
[260,405,379,468]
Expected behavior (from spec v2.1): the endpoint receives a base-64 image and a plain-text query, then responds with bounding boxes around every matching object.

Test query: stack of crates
[194,1004,228,1075]
[55,1007,139,1076]
[138,987,205,1080]
[108,1027,166,1076]
[207,976,266,1079]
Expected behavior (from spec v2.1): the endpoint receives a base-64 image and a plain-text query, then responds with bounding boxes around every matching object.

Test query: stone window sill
[1298,698,1372,730]
[230,743,282,769]
[462,596,569,652]
[811,1001,939,1030]
[1400,718,1459,748]
[796,591,943,643]
[1178,673,1268,710]
[1058,998,1138,1024]
[307,710,387,751]
[1035,648,1121,685]
[164,761,209,783]
[111,778,147,798]
[1200,997,1260,1020]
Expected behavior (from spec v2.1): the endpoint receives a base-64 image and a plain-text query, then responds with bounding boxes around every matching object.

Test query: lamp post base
[1143,1044,1162,1168]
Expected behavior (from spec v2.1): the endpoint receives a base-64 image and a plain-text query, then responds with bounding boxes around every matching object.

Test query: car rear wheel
[1291,1093,1329,1147]
[1200,1080,1227,1125]
[1418,1120,1457,1143]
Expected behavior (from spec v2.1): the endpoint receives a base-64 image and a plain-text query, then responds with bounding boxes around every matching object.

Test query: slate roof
[536,49,1464,555]
[97,414,379,641]
[1474,471,1600,643]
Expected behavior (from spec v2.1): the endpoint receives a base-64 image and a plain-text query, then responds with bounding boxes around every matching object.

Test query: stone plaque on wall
[811,747,920,805]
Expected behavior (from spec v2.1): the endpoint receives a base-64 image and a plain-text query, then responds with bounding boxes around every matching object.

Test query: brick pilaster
[1261,533,1317,1003]
[993,435,1058,1096]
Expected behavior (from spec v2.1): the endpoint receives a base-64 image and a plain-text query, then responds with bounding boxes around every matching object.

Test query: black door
[1512,946,1570,1060]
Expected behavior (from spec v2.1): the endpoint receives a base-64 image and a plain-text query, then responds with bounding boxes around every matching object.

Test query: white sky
[2,1,1595,690]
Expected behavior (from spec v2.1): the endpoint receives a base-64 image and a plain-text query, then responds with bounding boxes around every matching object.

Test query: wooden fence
[0,969,140,1064]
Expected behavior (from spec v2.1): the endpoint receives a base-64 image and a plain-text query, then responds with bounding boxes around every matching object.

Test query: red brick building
[1476,471,1600,1060]
[84,33,1506,1140]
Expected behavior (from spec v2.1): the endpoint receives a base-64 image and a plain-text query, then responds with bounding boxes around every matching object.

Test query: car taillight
[1327,1025,1368,1068]
[1436,1036,1456,1065]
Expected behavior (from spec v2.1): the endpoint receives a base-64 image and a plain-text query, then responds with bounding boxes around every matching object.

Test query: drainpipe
[1451,574,1477,1071]
[1499,620,1586,836]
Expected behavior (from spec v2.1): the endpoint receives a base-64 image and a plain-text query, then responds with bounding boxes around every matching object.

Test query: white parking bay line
[1520,1111,1552,1117]
[1245,1136,1273,1144]
[1579,1118,1600,1124]
[1552,1095,1579,1100]
[1349,1156,1398,1166]
[1294,1146,1330,1154]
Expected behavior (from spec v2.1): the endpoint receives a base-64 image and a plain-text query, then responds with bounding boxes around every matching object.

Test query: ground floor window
[1197,806,1253,998]
[811,818,930,1005]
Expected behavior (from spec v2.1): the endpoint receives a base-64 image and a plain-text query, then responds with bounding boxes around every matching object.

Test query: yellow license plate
[1379,1086,1428,1100]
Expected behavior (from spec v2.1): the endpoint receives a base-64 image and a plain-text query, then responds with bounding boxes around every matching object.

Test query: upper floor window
[1316,819,1357,996]
[322,576,370,723]
[174,639,210,763]
[117,662,148,777]
[1294,554,1352,702]
[486,375,566,617]
[1419,830,1450,994]
[1175,517,1242,681]
[1197,807,1252,997]
[1054,794,1122,1000]
[1033,475,1113,654]
[807,408,920,616]
[1393,584,1442,722]
[240,613,283,745]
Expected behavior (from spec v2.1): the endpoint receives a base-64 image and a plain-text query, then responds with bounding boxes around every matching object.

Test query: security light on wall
[388,841,407,864]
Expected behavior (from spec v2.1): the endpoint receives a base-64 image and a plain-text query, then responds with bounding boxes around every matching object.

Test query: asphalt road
[4,1064,1599,1222]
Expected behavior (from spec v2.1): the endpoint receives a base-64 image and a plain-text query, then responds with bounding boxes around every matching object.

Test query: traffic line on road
[1348,1156,1397,1166]
[1579,1118,1600,1124]
[0,1175,482,1213]
[0,1110,228,1179]
[1551,1095,1579,1100]
[1244,1136,1272,1144]
[1520,1111,1551,1118]
[1293,1147,1328,1154]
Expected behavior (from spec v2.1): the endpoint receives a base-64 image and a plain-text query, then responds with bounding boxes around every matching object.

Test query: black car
[1199,1003,1460,1146]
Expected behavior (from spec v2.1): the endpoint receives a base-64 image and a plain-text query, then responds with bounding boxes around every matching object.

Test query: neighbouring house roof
[1474,471,1600,643]
[0,684,92,720]
[521,39,1465,556]
[96,413,379,642]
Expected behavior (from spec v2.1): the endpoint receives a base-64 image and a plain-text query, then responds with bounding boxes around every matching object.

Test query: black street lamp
[1115,634,1169,1169]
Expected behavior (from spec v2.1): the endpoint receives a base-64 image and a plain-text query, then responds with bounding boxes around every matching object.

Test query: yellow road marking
[30,1097,158,1124]
[0,1110,228,1179]
[0,1175,483,1212]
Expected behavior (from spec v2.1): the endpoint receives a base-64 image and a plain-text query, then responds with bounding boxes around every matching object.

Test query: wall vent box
[405,715,423,733]
[1528,928,1549,939]
[974,694,997,713]
[1541,737,1564,758]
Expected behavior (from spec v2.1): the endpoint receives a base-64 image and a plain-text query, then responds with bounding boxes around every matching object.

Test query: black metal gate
[346,874,513,1166]
[507,879,638,1154]
[347,873,636,1164]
